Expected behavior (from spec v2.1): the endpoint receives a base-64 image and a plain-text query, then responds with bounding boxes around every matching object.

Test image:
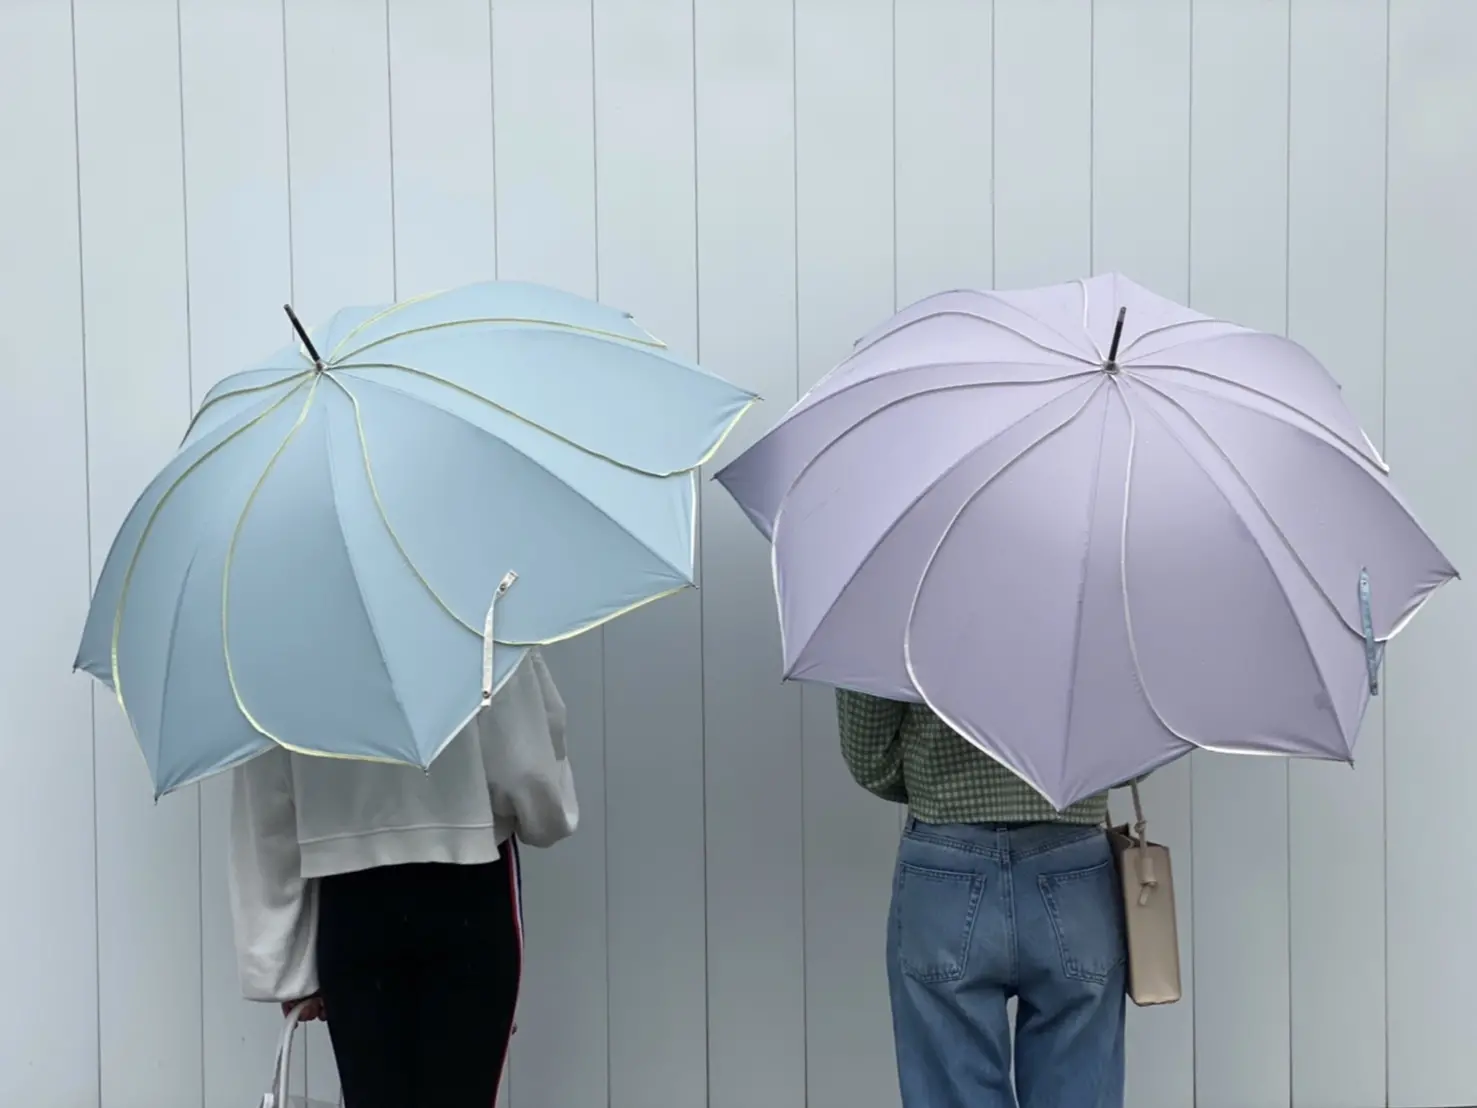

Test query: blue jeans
[887,819,1126,1108]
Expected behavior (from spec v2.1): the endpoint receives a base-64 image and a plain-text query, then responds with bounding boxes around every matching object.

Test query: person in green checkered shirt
[837,688,1126,1108]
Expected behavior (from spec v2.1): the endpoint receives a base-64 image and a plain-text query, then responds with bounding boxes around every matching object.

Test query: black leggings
[317,845,522,1108]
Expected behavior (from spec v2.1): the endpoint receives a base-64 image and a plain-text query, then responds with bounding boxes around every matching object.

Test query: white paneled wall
[2,2,1475,1106]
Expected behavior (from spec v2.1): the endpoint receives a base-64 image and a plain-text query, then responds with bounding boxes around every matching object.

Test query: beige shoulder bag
[1107,781,1182,1006]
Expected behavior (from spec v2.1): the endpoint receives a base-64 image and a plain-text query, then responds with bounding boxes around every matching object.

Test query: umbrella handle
[481,571,519,705]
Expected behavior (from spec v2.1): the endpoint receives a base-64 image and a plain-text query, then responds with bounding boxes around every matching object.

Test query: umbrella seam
[774,376,1100,672]
[217,379,407,768]
[1122,380,1350,755]
[1129,373,1444,645]
[332,371,697,625]
[854,306,1099,366]
[1123,362,1389,476]
[332,313,669,365]
[109,379,312,757]
[337,370,702,580]
[900,382,1111,811]
[338,358,749,480]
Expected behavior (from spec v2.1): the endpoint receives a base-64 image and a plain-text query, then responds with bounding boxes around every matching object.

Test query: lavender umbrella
[716,273,1455,810]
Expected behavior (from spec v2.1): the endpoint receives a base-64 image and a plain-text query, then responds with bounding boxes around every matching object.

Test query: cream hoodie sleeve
[227,746,320,1004]
[481,648,580,848]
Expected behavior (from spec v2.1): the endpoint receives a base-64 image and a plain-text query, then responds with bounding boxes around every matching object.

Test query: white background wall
[2,1,1474,1106]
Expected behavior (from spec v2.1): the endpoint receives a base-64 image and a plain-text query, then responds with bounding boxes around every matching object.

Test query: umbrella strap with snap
[481,571,519,706]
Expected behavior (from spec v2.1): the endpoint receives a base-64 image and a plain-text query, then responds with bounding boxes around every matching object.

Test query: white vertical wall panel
[0,5,98,1106]
[176,1,297,1103]
[1188,3,1293,1106]
[388,0,498,296]
[591,1,709,1105]
[281,2,398,1099]
[694,3,806,1106]
[1286,5,1390,1106]
[992,0,1092,287]
[491,3,609,1106]
[893,0,993,306]
[383,11,500,1100]
[1385,2,1477,1105]
[1090,3,1196,1106]
[794,3,899,1106]
[72,2,203,1105]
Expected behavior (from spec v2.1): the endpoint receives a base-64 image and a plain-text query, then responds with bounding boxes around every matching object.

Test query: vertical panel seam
[489,0,501,283]
[68,1,101,1102]
[385,0,398,300]
[1185,1,1197,1102]
[1283,0,1295,1102]
[689,0,711,1101]
[587,3,614,1104]
[170,1,205,1101]
[989,0,996,290]
[1380,3,1392,1104]
[790,0,808,1099]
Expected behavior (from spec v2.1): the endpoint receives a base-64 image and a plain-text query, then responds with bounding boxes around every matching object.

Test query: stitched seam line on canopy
[182,372,313,445]
[110,378,312,758]
[331,314,671,366]
[218,376,403,767]
[1129,372,1392,642]
[1122,364,1388,478]
[899,381,1112,810]
[773,376,1101,669]
[338,359,743,479]
[339,369,697,590]
[853,307,1098,366]
[1121,378,1348,754]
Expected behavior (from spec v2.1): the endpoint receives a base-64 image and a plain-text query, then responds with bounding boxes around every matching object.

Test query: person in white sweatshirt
[228,648,578,1108]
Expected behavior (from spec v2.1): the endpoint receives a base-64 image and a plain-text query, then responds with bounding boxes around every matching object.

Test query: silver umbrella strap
[482,571,519,706]
[1358,567,1382,696]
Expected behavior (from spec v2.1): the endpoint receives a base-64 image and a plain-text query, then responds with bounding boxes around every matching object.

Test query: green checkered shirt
[836,689,1108,826]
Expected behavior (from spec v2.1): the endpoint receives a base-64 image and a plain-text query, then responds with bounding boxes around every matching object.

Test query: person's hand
[283,996,325,1022]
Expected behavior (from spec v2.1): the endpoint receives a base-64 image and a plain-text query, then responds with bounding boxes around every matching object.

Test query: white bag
[260,1002,340,1108]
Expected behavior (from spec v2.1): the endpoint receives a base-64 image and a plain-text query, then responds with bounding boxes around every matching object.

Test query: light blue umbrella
[75,281,755,795]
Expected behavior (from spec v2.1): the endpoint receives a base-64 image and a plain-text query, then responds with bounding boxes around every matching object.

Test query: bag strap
[265,1002,309,1108]
[1128,779,1157,906]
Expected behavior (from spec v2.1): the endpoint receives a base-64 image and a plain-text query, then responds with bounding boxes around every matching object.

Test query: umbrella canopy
[716,273,1455,809]
[77,281,755,795]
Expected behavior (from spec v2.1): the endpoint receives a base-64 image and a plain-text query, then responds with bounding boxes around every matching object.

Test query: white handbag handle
[262,1002,310,1108]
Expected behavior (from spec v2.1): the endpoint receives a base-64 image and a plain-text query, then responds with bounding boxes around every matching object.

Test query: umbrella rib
[1114,317,1246,363]
[1122,362,1389,473]
[1127,373,1417,643]
[181,371,313,446]
[770,374,1102,668]
[336,359,716,478]
[897,382,1111,811]
[1057,392,1115,793]
[319,373,481,639]
[330,314,669,367]
[323,286,451,363]
[153,548,200,797]
[1122,379,1350,751]
[785,360,1100,431]
[854,307,1099,367]
[110,379,312,750]
[337,371,696,614]
[216,377,410,767]
[1109,377,1206,755]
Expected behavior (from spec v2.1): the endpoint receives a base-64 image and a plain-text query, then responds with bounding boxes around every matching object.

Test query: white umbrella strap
[482,571,519,705]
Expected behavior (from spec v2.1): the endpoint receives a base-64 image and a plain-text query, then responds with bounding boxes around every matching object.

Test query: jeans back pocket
[893,861,986,984]
[1037,858,1126,984]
